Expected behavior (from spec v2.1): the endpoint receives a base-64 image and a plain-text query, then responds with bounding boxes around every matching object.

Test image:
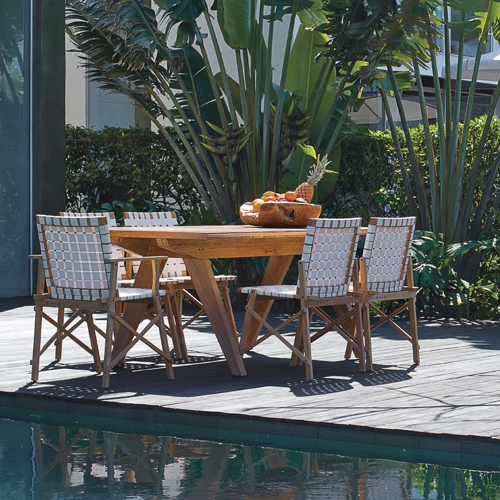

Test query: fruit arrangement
[239,155,331,227]
[251,190,308,213]
[250,154,333,213]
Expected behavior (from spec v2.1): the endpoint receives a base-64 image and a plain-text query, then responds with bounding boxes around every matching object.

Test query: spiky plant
[294,155,333,203]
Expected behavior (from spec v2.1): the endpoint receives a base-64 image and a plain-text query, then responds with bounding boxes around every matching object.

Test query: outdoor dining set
[30,212,420,388]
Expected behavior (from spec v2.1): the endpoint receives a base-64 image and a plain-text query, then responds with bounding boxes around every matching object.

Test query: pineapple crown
[306,154,334,187]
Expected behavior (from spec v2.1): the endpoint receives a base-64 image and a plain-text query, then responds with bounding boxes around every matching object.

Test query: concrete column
[31,0,66,220]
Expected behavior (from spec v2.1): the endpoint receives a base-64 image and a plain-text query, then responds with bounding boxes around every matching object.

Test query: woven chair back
[37,215,112,301]
[362,216,416,293]
[59,212,128,279]
[300,218,362,298]
[123,212,187,278]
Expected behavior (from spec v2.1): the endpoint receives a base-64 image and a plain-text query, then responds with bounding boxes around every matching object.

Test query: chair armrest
[106,256,170,263]
[29,254,45,294]
[107,256,169,293]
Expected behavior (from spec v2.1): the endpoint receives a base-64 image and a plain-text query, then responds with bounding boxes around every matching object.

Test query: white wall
[66,34,140,129]
[65,33,86,126]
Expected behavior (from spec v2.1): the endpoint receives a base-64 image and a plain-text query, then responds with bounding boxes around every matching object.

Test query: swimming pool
[1,412,500,500]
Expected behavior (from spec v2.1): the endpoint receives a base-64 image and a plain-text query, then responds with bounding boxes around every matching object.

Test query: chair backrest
[123,212,187,278]
[59,211,117,227]
[123,211,178,226]
[300,218,362,298]
[59,212,127,279]
[361,216,416,293]
[36,215,112,301]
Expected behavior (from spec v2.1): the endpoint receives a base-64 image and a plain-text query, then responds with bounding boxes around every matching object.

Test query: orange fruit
[252,198,264,212]
[262,196,276,202]
[262,191,276,199]
[284,191,297,202]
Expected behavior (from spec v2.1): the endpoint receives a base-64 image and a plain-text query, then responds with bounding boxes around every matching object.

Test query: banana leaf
[216,0,252,49]
[171,46,224,131]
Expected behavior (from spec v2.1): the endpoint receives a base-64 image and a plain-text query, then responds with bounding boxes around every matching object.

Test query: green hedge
[322,126,407,222]
[65,125,203,221]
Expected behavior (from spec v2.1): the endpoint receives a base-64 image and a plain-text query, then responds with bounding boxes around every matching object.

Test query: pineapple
[294,155,333,203]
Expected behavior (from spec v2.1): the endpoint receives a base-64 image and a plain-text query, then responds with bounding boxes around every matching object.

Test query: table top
[110,224,367,260]
[110,225,308,259]
[111,225,307,239]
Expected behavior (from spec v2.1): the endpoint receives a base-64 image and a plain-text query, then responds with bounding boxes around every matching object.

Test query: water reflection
[1,418,500,499]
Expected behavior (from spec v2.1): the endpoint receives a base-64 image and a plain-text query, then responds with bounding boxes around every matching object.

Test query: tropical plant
[377,0,500,285]
[65,0,438,223]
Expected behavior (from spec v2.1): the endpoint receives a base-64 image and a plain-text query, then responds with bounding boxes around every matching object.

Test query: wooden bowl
[239,201,322,228]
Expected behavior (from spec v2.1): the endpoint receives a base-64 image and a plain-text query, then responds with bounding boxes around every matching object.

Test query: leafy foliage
[65,125,203,218]
[322,125,407,221]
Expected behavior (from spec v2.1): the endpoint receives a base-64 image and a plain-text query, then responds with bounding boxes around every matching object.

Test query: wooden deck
[1,297,500,468]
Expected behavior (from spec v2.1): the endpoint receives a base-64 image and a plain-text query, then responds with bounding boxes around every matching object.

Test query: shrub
[322,126,407,222]
[65,125,203,218]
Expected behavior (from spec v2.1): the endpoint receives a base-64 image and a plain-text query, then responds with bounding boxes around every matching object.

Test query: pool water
[1,417,500,500]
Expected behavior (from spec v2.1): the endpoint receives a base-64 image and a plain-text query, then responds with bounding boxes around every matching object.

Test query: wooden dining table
[110,225,310,377]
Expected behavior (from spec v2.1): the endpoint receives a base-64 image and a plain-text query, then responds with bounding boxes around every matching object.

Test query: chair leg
[174,290,189,357]
[290,309,312,367]
[102,305,116,389]
[301,309,313,380]
[362,303,373,371]
[172,290,188,358]
[85,310,103,374]
[353,303,366,372]
[114,302,123,348]
[221,285,238,341]
[239,291,258,353]
[153,294,174,380]
[55,307,65,361]
[343,306,355,360]
[32,304,43,382]
[290,330,303,368]
[409,297,420,364]
[164,293,187,359]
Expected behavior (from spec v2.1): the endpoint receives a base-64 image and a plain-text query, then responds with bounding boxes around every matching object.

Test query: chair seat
[119,275,236,287]
[159,274,236,285]
[116,287,167,301]
[239,285,299,299]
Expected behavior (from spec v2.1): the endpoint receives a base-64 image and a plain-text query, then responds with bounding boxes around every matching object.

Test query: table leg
[239,254,294,352]
[184,258,247,377]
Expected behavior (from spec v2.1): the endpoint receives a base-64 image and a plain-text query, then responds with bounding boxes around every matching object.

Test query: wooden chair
[347,216,420,370]
[33,214,174,388]
[50,212,129,359]
[122,211,237,359]
[239,218,366,380]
